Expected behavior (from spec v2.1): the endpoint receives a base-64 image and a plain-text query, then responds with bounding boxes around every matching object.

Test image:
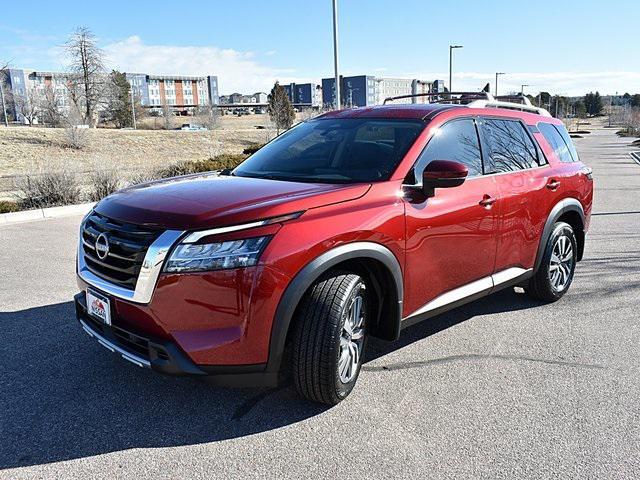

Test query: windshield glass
[233,118,425,183]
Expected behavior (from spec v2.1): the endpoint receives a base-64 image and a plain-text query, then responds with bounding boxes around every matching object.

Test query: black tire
[291,272,368,405]
[527,221,577,302]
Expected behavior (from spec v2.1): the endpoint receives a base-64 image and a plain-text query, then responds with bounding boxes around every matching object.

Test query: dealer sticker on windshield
[86,289,111,325]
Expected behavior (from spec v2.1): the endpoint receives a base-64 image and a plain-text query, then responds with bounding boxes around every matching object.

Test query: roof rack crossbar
[383,91,494,105]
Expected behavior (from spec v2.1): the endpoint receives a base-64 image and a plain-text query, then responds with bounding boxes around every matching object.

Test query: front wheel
[291,272,368,405]
[527,221,577,302]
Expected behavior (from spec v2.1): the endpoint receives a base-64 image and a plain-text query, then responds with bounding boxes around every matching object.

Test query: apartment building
[0,69,71,122]
[283,83,320,106]
[321,75,445,108]
[0,68,220,123]
[126,74,220,110]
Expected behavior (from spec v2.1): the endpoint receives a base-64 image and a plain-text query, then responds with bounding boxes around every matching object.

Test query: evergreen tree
[267,81,295,135]
[592,91,603,115]
[107,71,133,128]
[583,91,603,116]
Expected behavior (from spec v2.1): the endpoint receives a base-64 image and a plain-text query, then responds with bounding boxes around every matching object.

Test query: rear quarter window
[538,122,579,163]
[553,123,580,162]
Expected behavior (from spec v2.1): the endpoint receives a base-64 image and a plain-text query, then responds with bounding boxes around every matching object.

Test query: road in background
[1,123,639,479]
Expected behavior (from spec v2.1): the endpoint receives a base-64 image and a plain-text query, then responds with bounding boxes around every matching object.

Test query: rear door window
[480,118,540,173]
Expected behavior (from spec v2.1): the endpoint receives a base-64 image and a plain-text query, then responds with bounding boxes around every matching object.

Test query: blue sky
[1,0,638,95]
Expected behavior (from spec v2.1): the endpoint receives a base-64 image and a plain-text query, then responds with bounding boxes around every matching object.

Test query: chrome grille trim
[77,213,184,304]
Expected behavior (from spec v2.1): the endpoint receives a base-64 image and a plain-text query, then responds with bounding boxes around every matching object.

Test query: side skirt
[401,267,533,329]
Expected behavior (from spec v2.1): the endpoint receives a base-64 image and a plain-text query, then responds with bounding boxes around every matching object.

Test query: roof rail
[383,91,494,105]
[467,99,552,117]
[382,90,551,117]
[495,94,532,105]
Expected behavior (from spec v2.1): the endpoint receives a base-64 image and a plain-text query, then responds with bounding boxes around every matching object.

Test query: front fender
[265,241,403,376]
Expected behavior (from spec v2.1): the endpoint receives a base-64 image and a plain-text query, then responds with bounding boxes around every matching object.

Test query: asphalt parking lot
[1,125,639,479]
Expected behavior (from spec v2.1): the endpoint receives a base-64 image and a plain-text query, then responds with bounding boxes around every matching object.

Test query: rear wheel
[527,221,577,302]
[291,272,367,405]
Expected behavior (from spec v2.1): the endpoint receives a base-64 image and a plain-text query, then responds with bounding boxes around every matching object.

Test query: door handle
[546,180,561,190]
[479,194,497,208]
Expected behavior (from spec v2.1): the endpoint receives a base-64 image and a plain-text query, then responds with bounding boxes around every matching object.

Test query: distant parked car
[179,123,207,131]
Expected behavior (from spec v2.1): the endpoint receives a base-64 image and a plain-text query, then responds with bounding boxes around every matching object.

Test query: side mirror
[422,160,468,197]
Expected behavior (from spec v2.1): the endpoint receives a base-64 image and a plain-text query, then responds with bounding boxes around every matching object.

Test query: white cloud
[406,70,640,96]
[7,30,636,97]
[103,36,308,94]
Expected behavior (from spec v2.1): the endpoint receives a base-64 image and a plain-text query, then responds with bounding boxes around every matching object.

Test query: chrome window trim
[77,227,185,304]
[403,267,531,321]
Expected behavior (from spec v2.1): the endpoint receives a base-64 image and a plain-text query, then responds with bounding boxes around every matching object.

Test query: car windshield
[233,118,425,183]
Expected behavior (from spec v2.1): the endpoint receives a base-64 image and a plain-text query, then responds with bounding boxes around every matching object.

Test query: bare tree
[12,86,42,125]
[1,61,11,126]
[194,104,219,130]
[39,85,65,127]
[161,102,173,129]
[64,27,105,127]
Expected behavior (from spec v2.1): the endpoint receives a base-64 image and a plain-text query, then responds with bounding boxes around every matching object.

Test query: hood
[94,173,370,230]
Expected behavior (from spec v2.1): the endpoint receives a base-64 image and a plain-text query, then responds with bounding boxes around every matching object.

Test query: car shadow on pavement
[365,288,543,364]
[0,289,542,469]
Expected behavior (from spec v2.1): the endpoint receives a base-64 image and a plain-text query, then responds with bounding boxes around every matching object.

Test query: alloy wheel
[549,235,574,292]
[338,285,366,383]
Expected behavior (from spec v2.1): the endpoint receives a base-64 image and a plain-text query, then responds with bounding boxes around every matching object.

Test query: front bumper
[74,293,277,387]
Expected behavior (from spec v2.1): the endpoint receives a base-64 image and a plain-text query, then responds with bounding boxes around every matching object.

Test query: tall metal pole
[332,0,340,109]
[449,47,453,93]
[449,45,462,92]
[495,72,505,96]
[0,83,7,127]
[130,82,137,130]
[0,70,7,127]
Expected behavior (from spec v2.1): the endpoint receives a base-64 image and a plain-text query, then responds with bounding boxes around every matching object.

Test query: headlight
[164,236,271,273]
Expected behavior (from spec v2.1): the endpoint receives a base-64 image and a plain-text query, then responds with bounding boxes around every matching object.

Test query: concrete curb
[0,202,95,226]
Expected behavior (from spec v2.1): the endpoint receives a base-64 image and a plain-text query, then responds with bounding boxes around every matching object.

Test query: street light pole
[495,72,505,96]
[521,84,530,96]
[130,82,137,130]
[0,69,7,127]
[332,0,341,109]
[449,45,463,92]
[0,82,7,127]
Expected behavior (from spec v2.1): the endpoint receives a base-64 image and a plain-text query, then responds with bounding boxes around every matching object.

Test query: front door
[403,117,499,318]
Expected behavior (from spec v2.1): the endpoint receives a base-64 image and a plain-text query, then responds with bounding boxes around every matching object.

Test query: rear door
[402,117,500,317]
[478,117,554,274]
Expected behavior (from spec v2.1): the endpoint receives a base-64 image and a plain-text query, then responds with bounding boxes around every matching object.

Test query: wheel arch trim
[265,241,403,375]
[534,197,585,273]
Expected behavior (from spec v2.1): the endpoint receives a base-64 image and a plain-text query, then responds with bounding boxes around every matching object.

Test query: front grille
[81,211,163,290]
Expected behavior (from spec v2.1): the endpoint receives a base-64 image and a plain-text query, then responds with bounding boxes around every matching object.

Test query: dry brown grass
[0,113,282,178]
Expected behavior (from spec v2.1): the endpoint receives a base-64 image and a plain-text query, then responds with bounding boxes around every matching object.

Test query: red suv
[75,93,593,405]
